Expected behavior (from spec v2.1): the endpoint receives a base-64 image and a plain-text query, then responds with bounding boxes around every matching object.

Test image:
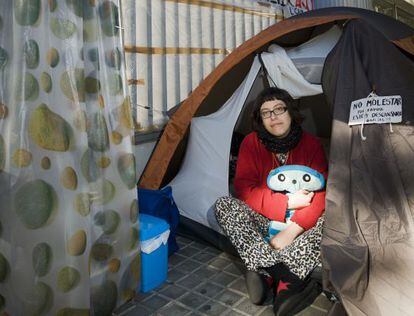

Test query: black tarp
[321,19,414,315]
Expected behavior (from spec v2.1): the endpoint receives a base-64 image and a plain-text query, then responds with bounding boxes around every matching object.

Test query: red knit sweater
[234,131,328,230]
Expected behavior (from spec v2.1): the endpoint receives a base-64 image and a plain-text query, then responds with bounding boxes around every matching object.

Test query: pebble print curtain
[0,1,140,315]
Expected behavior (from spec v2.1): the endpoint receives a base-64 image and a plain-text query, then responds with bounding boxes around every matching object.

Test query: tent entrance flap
[321,19,414,315]
[167,57,262,231]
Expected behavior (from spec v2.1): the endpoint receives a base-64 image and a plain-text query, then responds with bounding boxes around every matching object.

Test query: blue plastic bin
[139,214,170,293]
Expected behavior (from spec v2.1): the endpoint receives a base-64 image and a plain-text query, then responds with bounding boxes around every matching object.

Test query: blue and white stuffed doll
[265,165,325,242]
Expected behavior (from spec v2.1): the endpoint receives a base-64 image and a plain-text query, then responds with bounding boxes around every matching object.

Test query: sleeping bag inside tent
[139,7,414,316]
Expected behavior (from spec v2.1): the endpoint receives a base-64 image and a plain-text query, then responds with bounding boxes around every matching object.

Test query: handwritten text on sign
[348,95,402,126]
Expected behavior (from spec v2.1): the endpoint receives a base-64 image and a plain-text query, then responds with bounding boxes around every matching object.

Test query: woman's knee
[214,196,233,222]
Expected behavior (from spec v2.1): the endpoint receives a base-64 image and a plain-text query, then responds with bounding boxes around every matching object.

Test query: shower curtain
[0,1,140,315]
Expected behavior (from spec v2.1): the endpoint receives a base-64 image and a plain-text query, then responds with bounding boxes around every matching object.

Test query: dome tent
[139,7,414,190]
[139,7,414,315]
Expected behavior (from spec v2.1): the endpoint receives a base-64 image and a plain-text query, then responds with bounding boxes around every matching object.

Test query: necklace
[272,151,289,168]
[277,152,289,165]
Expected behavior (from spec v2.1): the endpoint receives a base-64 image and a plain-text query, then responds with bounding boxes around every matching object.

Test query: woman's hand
[287,189,314,209]
[269,222,305,250]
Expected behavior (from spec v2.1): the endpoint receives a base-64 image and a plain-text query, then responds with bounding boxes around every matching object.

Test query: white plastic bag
[141,230,170,254]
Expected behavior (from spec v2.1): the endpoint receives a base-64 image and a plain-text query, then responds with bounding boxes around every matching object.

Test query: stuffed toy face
[267,165,325,193]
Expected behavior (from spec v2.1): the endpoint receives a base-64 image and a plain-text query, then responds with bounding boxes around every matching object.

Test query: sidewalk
[114,236,332,316]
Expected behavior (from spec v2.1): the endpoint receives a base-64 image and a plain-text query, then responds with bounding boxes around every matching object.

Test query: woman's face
[260,99,292,138]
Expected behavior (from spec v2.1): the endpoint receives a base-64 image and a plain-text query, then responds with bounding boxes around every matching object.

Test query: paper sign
[348,95,402,126]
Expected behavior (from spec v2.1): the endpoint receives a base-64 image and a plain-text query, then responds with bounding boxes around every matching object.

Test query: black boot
[245,270,268,305]
[266,264,321,316]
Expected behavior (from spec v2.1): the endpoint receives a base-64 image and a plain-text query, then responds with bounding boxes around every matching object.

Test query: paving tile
[228,277,248,295]
[192,251,216,264]
[167,268,187,282]
[187,312,206,316]
[124,303,153,316]
[195,281,225,298]
[134,291,154,302]
[193,265,220,279]
[177,236,193,245]
[113,300,139,316]
[296,306,329,316]
[214,288,244,306]
[224,262,245,276]
[176,273,205,289]
[257,305,275,316]
[190,241,209,250]
[234,297,266,315]
[179,246,202,258]
[157,302,192,316]
[209,257,232,270]
[178,292,211,309]
[159,284,187,300]
[311,294,333,311]
[204,246,222,255]
[141,294,170,311]
[218,252,239,261]
[176,259,203,273]
[154,280,172,293]
[235,261,246,271]
[168,253,188,267]
[225,310,246,316]
[210,271,239,287]
[198,301,230,315]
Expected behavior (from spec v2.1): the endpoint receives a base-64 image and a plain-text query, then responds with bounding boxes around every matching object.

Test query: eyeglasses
[260,107,287,119]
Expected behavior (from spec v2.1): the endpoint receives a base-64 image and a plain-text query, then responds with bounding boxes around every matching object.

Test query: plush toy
[265,165,325,241]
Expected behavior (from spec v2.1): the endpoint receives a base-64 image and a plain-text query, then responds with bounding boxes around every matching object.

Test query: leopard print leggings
[215,196,324,280]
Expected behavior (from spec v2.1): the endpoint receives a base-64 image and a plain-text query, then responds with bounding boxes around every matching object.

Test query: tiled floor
[114,236,333,316]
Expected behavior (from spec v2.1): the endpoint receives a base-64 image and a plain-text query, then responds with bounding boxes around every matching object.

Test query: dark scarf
[257,123,302,154]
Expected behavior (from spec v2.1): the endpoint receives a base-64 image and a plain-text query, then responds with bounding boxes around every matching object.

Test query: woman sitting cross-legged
[215,87,328,315]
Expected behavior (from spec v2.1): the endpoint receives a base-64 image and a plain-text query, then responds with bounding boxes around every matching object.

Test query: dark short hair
[251,87,303,132]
